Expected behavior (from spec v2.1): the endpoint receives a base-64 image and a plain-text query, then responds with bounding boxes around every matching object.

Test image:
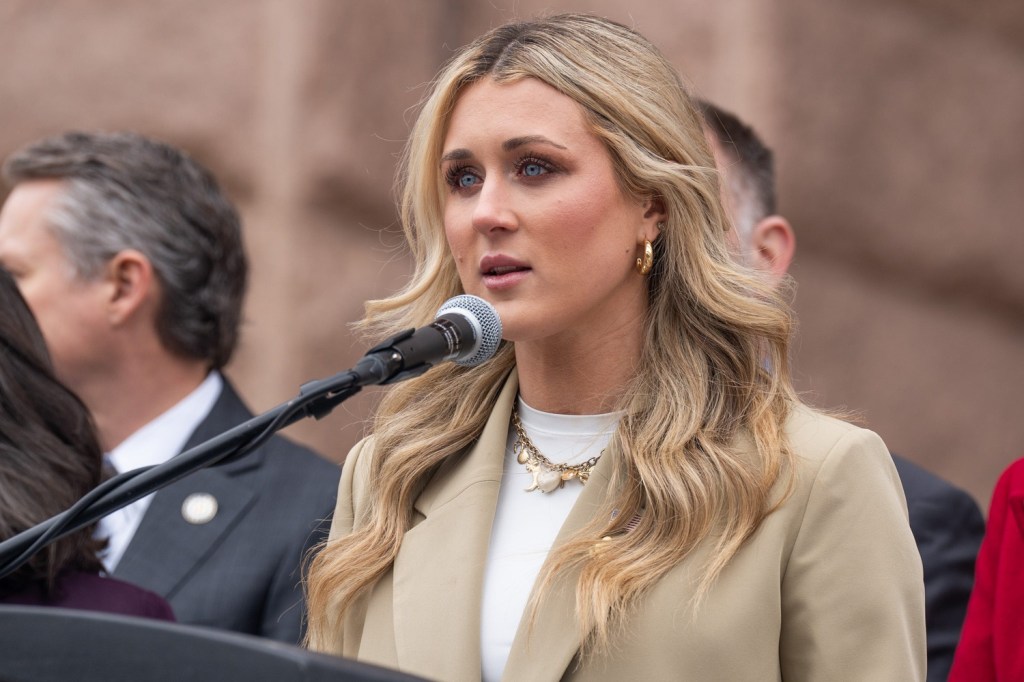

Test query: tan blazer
[320,373,926,681]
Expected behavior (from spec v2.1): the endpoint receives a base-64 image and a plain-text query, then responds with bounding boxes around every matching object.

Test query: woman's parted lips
[479,254,531,276]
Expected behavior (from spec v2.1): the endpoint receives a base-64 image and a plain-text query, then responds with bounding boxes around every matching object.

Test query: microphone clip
[363,328,435,385]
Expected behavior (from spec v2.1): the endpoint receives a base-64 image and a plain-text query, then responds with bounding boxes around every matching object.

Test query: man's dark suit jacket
[112,380,339,644]
[893,454,985,682]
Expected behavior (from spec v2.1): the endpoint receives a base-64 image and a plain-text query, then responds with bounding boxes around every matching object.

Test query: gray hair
[2,131,248,369]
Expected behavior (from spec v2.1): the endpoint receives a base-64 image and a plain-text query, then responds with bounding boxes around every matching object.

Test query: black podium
[0,606,425,682]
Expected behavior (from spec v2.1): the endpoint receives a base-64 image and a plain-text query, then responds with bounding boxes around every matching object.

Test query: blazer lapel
[112,467,257,597]
[390,373,518,682]
[112,380,264,597]
[500,448,615,682]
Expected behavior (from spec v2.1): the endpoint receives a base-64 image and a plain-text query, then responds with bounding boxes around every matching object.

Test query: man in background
[699,100,985,681]
[0,131,339,644]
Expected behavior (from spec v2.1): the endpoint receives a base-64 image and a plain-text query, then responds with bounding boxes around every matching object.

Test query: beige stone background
[1,0,1020,511]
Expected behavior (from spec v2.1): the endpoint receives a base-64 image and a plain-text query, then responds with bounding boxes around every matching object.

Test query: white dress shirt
[480,397,620,682]
[97,371,223,572]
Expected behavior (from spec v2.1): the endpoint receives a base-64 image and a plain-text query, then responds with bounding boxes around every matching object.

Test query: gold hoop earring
[636,240,654,275]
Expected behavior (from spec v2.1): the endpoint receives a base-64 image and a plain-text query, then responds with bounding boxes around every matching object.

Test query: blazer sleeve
[316,436,375,656]
[780,428,927,681]
[329,436,375,542]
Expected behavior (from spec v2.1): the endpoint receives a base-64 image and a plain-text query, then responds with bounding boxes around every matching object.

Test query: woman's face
[441,77,662,347]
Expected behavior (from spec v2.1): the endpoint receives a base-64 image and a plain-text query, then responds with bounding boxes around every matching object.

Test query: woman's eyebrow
[440,148,472,164]
[440,136,567,165]
[503,135,567,152]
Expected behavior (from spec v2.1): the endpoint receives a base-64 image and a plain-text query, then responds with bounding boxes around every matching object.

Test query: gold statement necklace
[512,406,603,493]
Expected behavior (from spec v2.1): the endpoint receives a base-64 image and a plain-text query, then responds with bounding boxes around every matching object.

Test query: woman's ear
[640,196,667,242]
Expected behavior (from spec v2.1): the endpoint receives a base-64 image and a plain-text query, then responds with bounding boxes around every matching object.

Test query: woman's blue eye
[446,167,479,189]
[522,162,546,177]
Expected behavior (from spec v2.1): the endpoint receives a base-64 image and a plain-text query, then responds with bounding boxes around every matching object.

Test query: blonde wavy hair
[306,13,797,653]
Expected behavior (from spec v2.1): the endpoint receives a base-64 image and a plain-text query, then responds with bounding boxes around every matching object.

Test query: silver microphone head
[435,294,503,366]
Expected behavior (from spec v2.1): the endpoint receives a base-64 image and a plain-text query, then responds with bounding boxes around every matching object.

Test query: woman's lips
[482,267,530,289]
[480,256,530,290]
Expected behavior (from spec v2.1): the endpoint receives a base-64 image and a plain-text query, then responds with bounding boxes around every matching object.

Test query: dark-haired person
[0,131,339,644]
[698,99,985,682]
[0,266,172,618]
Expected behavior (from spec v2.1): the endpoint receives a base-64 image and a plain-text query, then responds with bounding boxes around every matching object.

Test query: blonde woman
[306,14,925,681]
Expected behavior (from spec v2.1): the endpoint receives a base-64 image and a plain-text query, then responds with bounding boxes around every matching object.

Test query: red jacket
[950,458,1024,681]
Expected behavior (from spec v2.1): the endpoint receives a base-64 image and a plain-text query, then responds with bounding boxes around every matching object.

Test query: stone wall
[1,0,1020,509]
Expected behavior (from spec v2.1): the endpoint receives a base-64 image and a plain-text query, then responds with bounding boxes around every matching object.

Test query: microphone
[352,294,503,385]
[433,294,504,367]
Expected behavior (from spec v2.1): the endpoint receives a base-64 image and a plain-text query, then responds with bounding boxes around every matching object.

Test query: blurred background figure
[950,456,1024,681]
[0,266,173,620]
[698,99,985,682]
[0,131,338,644]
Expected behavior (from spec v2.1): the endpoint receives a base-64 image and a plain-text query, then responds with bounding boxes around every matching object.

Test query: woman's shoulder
[332,435,379,536]
[768,405,913,571]
[780,403,896,495]
[784,403,888,463]
[343,435,378,483]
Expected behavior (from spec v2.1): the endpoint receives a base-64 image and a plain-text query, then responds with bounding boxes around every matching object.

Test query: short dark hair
[0,266,106,595]
[2,131,248,369]
[696,100,776,222]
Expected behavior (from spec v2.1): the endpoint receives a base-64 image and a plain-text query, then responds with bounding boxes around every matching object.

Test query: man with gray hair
[0,131,339,644]
[698,100,985,682]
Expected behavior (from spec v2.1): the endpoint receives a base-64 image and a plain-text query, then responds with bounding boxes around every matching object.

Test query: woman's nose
[471,176,518,235]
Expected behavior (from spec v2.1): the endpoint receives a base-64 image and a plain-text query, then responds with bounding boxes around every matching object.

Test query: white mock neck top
[480,396,621,682]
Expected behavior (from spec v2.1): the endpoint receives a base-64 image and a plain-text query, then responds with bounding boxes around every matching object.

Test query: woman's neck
[513,318,643,415]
